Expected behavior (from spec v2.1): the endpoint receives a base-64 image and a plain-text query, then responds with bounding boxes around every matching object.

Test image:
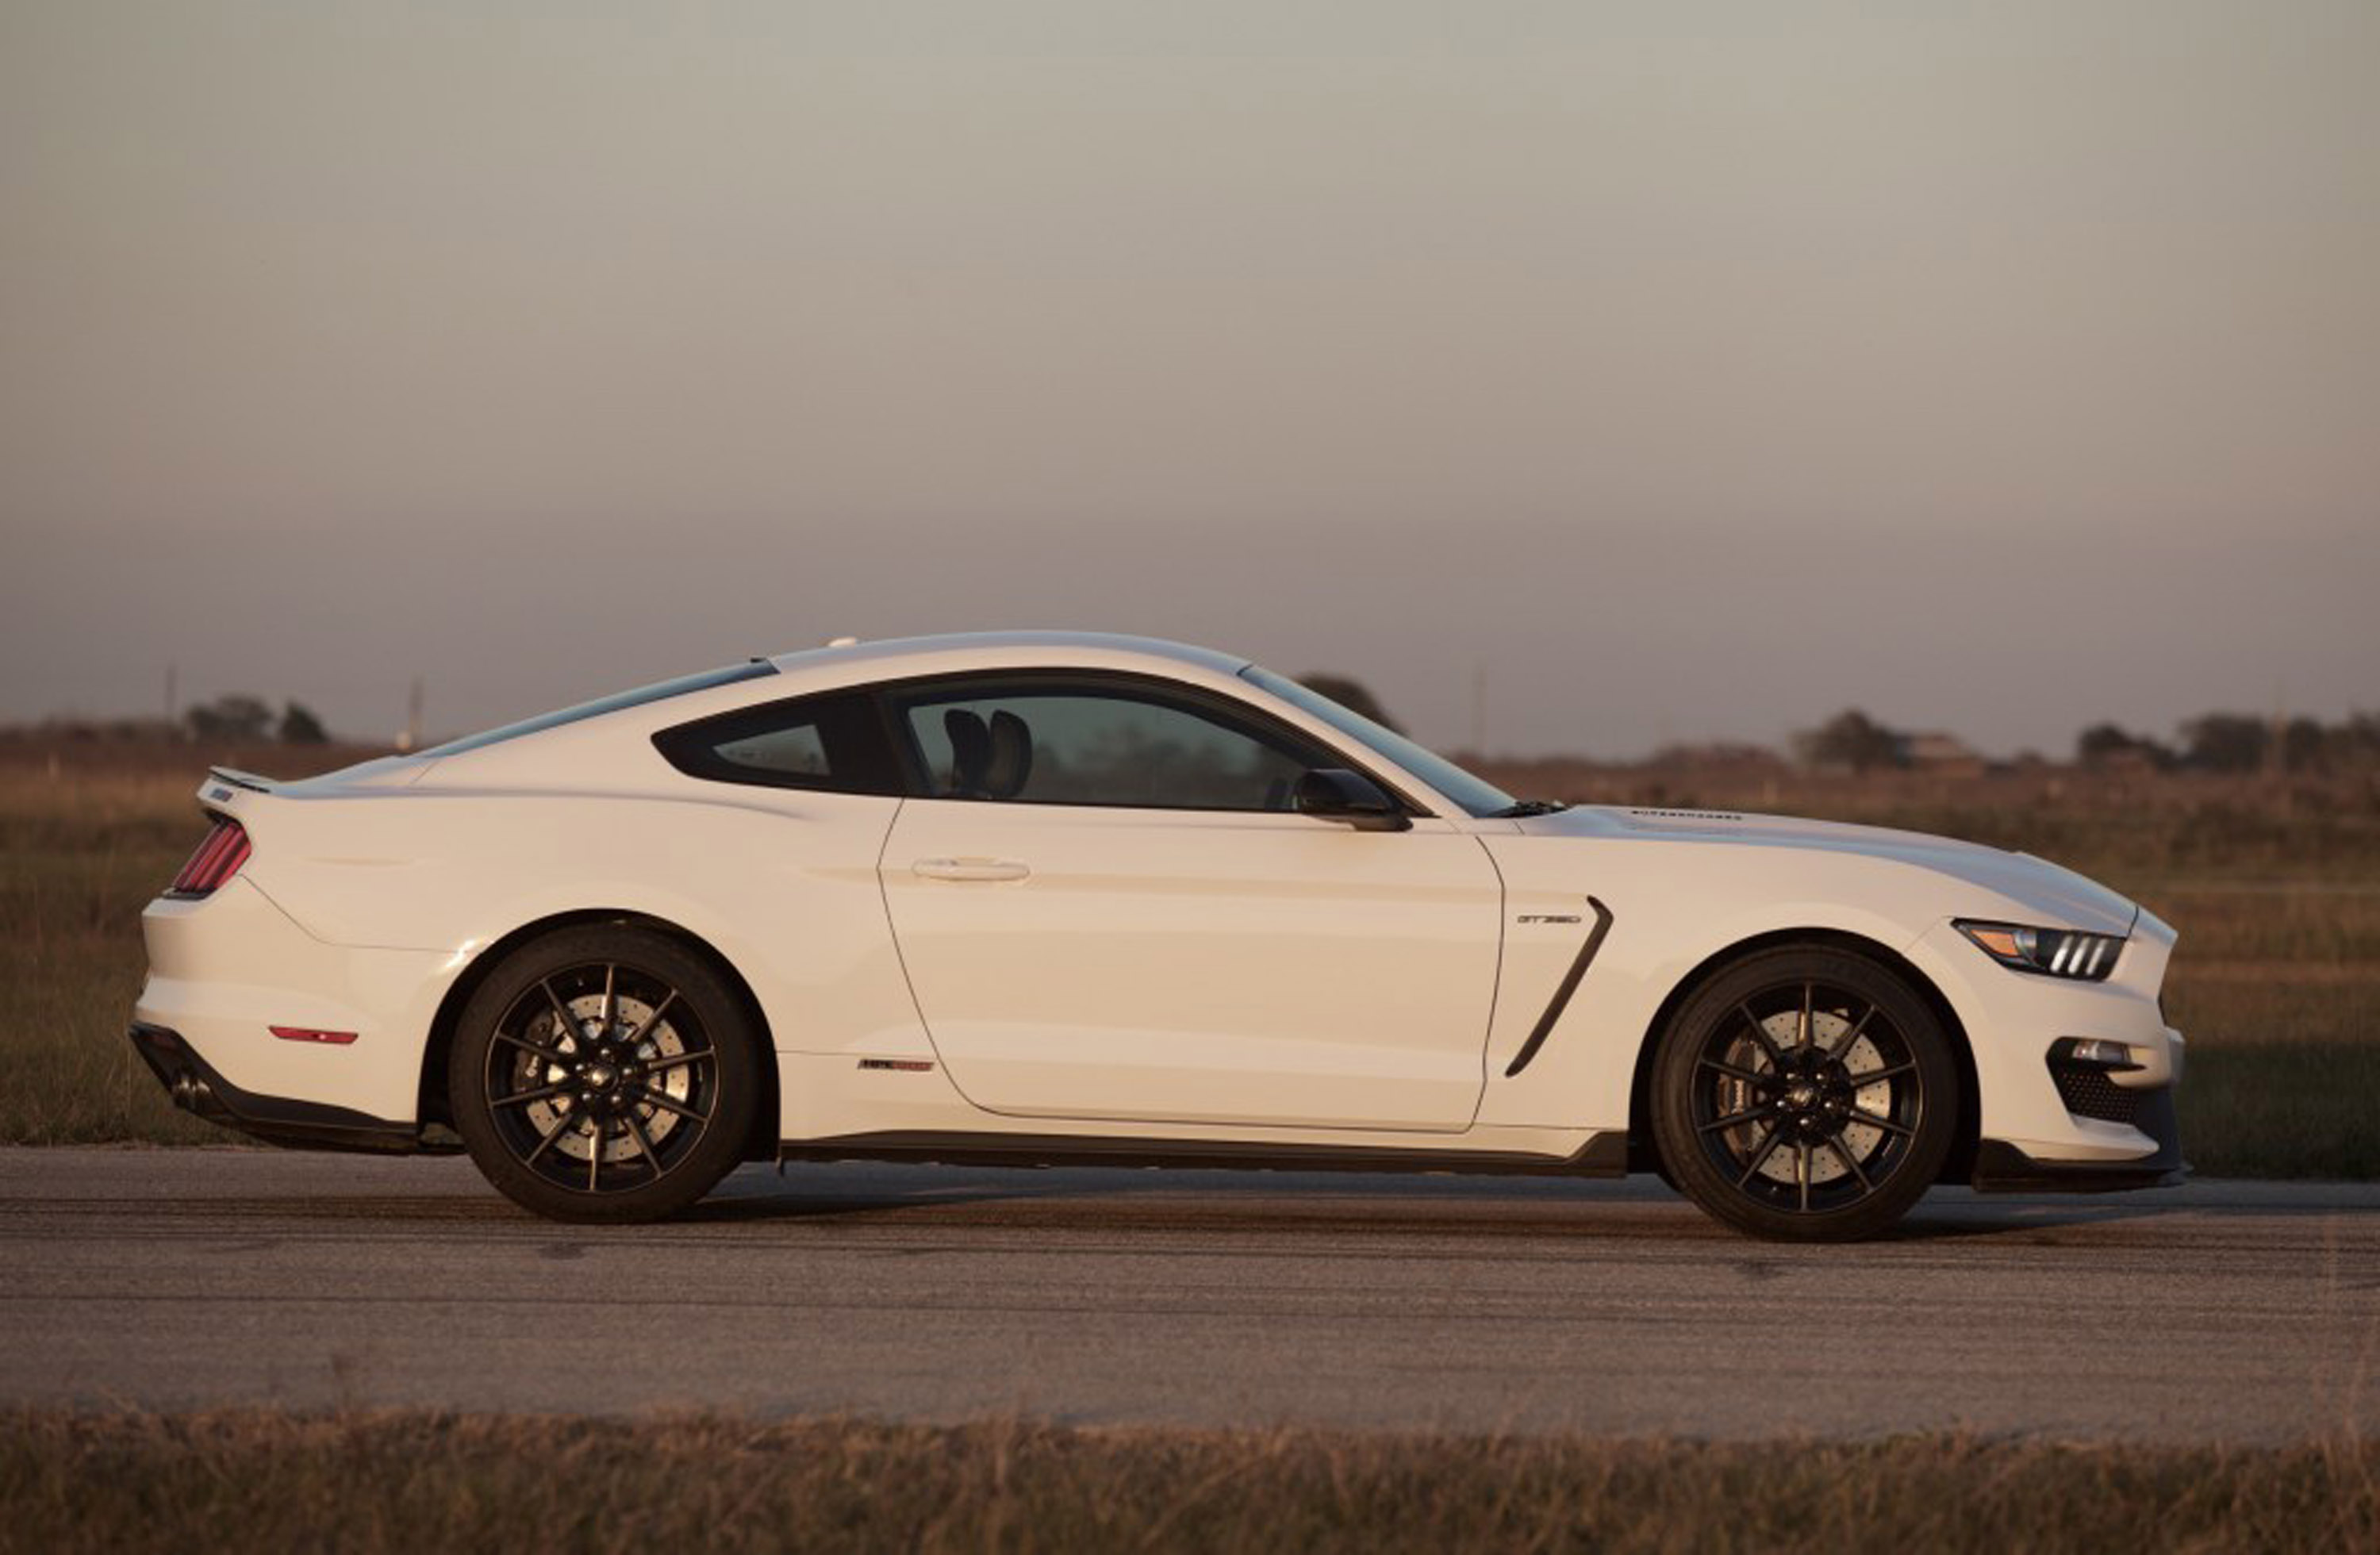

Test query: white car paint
[132,631,2184,1208]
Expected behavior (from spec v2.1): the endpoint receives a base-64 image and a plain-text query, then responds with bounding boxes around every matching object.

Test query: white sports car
[131,632,2183,1240]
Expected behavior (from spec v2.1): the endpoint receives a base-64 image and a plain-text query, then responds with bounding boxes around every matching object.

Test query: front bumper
[1907,911,2187,1185]
[1971,1084,2186,1192]
[129,1023,451,1154]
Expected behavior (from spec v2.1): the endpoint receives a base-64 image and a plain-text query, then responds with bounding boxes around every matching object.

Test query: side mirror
[1292,768,1411,831]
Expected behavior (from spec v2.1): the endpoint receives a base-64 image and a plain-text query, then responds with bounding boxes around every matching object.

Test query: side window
[652,691,902,795]
[893,680,1334,812]
[713,723,830,779]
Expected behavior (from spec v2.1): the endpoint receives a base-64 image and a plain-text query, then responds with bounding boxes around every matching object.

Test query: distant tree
[184,694,274,743]
[1794,708,1906,772]
[278,701,329,744]
[2076,722,2174,770]
[2325,712,2380,767]
[2178,713,2270,773]
[2278,716,2325,771]
[1298,674,1403,734]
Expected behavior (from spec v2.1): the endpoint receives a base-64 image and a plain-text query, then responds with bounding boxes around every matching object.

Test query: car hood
[1516,805,2140,937]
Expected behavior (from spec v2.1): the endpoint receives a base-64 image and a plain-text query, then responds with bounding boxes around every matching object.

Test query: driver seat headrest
[984,709,1033,800]
[944,708,992,797]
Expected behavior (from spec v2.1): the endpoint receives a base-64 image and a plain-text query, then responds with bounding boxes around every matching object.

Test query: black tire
[1649,947,1958,1242]
[448,925,762,1223]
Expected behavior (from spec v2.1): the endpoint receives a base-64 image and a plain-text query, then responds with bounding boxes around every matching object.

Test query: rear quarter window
[652,690,903,795]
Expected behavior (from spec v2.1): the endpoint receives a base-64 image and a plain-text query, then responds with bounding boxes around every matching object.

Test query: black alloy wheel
[1649,947,1958,1241]
[450,926,761,1223]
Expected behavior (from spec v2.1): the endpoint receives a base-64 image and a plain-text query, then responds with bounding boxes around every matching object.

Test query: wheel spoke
[1847,1109,1914,1138]
[492,1082,571,1110]
[640,1088,710,1124]
[1827,1002,1879,1062]
[1699,1058,1775,1090]
[621,1108,663,1173]
[1844,1061,1917,1087]
[624,989,680,1049]
[1829,1131,1875,1194]
[1798,983,1814,1050]
[586,1121,603,1191]
[644,1047,713,1074]
[1737,1004,1790,1069]
[522,1109,577,1165]
[539,980,582,1043]
[1699,1105,1773,1135]
[1797,1142,1812,1211]
[601,963,618,1036]
[1734,1125,1786,1188]
[494,1030,572,1067]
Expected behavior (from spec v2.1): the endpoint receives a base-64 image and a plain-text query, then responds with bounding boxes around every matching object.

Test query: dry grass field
[2,1411,2377,1555]
[2,743,2375,1176]
[4,745,2376,1551]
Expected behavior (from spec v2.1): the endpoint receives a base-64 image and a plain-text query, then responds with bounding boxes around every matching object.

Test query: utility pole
[2267,680,2290,817]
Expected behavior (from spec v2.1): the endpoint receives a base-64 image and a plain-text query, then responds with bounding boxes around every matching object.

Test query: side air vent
[2050,1063,2144,1126]
[1627,808,1746,822]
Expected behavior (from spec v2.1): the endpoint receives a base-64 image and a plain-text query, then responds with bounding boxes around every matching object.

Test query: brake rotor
[1720,1008,1893,1186]
[520,991,694,1164]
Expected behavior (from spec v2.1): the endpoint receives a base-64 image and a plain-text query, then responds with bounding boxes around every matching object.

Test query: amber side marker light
[271,1026,359,1046]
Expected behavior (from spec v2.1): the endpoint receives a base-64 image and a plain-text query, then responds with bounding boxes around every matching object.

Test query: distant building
[1898,731,1987,778]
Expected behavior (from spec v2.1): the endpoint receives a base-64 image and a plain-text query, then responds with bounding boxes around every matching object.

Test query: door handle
[912,857,1032,882]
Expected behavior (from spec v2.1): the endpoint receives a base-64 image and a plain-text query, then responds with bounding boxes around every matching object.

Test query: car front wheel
[1649,947,1959,1242]
[449,925,762,1223]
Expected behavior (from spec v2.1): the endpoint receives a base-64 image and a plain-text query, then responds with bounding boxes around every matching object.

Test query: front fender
[1472,832,2109,1134]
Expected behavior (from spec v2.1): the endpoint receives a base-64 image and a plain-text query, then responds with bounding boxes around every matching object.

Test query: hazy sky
[4,2,2374,757]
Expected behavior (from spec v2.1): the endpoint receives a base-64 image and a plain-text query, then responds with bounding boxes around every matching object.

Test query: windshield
[421,661,777,758]
[1240,665,1517,819]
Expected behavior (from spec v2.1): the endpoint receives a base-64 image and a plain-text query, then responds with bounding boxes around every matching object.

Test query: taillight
[168,817,251,897]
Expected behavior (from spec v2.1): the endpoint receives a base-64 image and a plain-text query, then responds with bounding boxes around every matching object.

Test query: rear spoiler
[199,768,282,815]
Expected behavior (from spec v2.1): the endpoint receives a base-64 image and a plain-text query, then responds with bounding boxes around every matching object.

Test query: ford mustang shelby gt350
[131,632,2184,1239]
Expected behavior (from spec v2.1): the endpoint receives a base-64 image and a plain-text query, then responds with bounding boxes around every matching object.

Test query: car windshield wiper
[1491,799,1570,818]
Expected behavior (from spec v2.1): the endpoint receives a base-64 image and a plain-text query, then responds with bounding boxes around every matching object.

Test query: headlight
[1954,920,2124,981]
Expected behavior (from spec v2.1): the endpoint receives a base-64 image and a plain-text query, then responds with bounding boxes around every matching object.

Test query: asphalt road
[4,1147,2376,1440]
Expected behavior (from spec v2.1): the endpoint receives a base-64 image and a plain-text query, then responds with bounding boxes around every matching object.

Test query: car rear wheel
[449,926,762,1223]
[1649,947,1958,1242]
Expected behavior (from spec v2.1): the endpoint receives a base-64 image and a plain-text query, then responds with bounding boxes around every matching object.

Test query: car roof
[765,631,1253,683]
[360,629,1486,818]
[393,632,1265,785]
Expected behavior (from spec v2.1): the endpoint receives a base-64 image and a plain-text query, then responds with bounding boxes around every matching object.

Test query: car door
[875,673,1505,1132]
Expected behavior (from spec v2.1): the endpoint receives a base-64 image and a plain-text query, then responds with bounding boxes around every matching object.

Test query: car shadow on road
[675,1166,2227,1244]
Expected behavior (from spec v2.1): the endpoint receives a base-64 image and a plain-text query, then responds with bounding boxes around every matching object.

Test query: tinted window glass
[653,691,902,795]
[714,723,831,779]
[424,662,777,758]
[895,680,1329,811]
